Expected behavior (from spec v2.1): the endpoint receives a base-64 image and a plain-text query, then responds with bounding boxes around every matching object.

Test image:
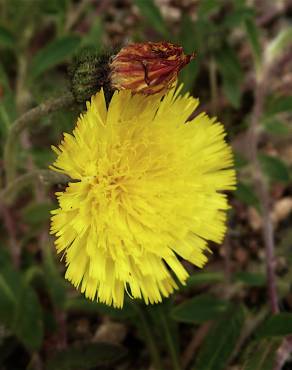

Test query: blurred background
[0,0,292,369]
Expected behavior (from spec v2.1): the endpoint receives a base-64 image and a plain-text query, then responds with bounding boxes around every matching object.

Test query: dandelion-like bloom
[50,86,235,308]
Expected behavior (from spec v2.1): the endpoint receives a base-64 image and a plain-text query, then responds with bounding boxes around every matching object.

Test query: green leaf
[150,303,180,359]
[30,35,81,79]
[222,78,241,108]
[0,62,11,91]
[40,0,68,15]
[177,15,196,53]
[234,182,259,208]
[245,18,261,63]
[171,294,230,324]
[43,246,67,309]
[185,272,224,288]
[234,152,249,169]
[216,47,243,81]
[223,7,254,28]
[0,25,15,48]
[32,148,55,168]
[234,271,266,287]
[13,286,43,350]
[266,27,292,63]
[178,56,199,94]
[257,313,292,338]
[266,96,292,115]
[22,202,54,226]
[134,0,168,36]
[194,304,245,370]
[198,0,221,17]
[216,46,243,108]
[0,95,16,136]
[0,265,43,350]
[259,154,290,183]
[242,338,281,370]
[46,342,127,370]
[262,118,290,135]
[0,269,16,324]
[177,15,198,93]
[81,18,103,50]
[0,63,16,136]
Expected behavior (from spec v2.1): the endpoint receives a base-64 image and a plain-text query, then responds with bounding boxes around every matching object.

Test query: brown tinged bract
[109,41,195,94]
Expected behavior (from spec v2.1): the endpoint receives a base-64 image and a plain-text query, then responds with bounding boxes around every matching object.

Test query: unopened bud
[69,49,112,103]
[109,41,195,94]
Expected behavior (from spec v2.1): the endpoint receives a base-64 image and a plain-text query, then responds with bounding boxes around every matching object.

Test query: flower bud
[69,49,112,103]
[109,41,195,94]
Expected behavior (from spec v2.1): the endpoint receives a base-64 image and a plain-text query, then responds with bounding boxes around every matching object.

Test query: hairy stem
[248,74,279,314]
[3,93,75,184]
[133,305,164,370]
[157,308,182,370]
[181,322,212,368]
[0,170,69,205]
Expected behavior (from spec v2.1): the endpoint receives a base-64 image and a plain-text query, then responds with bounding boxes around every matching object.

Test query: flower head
[109,42,194,94]
[50,86,235,308]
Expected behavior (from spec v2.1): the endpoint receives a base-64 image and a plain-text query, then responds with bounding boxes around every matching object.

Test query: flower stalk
[0,170,69,205]
[3,93,75,184]
[248,67,279,315]
[157,307,182,370]
[132,304,164,370]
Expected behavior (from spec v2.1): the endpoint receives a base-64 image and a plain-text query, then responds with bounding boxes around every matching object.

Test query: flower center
[91,173,126,203]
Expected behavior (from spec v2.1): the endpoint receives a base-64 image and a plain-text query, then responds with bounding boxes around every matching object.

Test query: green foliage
[198,0,221,17]
[262,118,290,135]
[46,342,127,370]
[0,62,16,137]
[245,17,262,63]
[43,246,67,309]
[171,294,230,324]
[81,18,104,50]
[259,154,290,183]
[257,313,292,338]
[0,262,43,350]
[185,271,225,287]
[134,0,168,37]
[234,182,259,208]
[193,304,245,370]
[222,6,254,28]
[177,15,199,93]
[22,202,54,226]
[266,96,292,115]
[234,152,249,169]
[31,147,56,168]
[234,271,266,287]
[241,338,281,370]
[216,46,243,108]
[0,25,15,48]
[30,36,81,79]
[266,27,292,63]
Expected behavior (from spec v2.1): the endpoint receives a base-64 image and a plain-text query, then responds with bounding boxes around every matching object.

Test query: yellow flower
[50,85,235,308]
